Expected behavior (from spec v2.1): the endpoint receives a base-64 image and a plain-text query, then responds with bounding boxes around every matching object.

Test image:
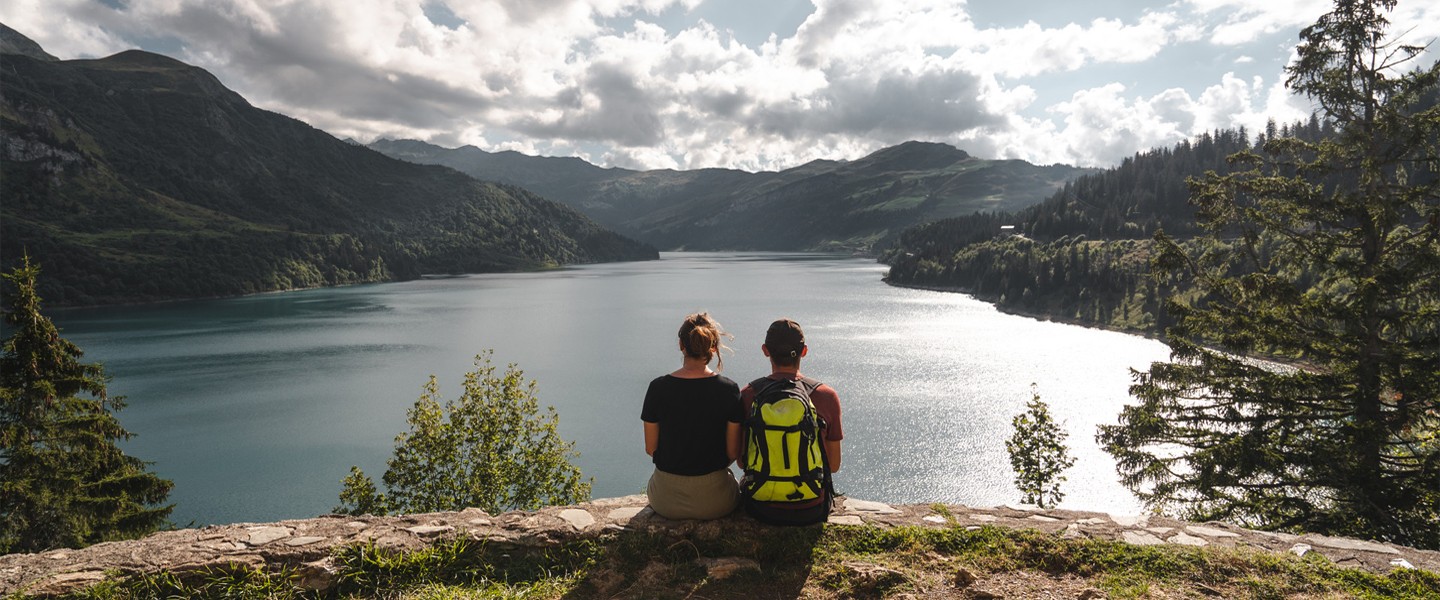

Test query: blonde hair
[678,312,732,371]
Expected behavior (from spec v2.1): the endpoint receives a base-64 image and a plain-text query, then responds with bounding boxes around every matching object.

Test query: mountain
[368,139,1096,252]
[0,22,56,61]
[0,28,656,306]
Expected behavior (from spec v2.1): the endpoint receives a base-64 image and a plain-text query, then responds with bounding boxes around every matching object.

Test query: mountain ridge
[0,28,656,307]
[368,138,1097,252]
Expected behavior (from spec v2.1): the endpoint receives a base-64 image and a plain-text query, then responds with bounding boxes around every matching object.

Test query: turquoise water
[52,252,1170,526]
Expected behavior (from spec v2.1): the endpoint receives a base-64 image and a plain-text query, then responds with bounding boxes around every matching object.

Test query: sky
[4,0,1439,172]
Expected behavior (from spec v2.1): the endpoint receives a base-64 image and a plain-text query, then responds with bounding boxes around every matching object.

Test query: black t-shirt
[641,374,743,476]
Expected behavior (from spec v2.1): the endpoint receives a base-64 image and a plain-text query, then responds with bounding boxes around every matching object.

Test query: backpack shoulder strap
[749,376,778,393]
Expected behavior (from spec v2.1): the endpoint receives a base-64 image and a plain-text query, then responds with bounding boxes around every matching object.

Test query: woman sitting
[640,312,743,519]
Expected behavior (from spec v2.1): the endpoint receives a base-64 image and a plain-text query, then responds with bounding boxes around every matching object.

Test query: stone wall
[3,495,1437,596]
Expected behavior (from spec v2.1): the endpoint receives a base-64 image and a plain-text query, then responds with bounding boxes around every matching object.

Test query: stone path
[3,496,1436,596]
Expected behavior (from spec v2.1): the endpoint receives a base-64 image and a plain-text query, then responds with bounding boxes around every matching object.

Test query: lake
[50,252,1172,526]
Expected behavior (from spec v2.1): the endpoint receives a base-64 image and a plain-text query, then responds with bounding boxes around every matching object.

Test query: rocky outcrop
[3,496,1436,596]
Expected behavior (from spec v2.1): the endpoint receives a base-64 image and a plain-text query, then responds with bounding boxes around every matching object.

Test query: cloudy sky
[5,0,1439,171]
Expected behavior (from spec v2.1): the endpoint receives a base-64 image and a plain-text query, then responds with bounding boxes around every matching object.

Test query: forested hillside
[882,119,1340,335]
[0,26,656,306]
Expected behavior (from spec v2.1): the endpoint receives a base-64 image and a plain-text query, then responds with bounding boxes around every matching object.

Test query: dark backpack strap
[815,427,835,508]
[801,377,834,506]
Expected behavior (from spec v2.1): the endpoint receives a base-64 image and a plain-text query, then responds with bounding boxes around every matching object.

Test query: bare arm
[826,440,842,472]
[644,421,660,456]
[726,422,742,463]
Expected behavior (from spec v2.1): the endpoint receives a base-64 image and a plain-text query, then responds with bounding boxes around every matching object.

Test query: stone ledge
[3,495,1436,596]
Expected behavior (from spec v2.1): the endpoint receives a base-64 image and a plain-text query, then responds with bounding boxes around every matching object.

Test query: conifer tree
[1100,0,1440,548]
[1,258,173,553]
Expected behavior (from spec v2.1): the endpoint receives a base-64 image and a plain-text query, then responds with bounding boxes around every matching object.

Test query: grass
[38,524,1440,600]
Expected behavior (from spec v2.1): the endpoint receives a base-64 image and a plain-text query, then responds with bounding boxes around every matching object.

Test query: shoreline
[882,278,1163,341]
[46,254,661,312]
[883,277,1325,371]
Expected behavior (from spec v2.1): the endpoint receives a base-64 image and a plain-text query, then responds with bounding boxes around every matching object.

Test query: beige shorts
[646,467,739,520]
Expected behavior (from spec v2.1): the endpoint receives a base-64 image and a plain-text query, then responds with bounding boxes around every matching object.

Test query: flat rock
[1028,515,1061,523]
[44,571,105,585]
[922,516,947,524]
[828,515,865,526]
[1111,515,1149,527]
[1167,532,1208,547]
[404,525,454,537]
[606,507,644,522]
[1252,530,1301,543]
[284,536,326,547]
[558,509,595,530]
[1186,525,1240,538]
[1122,531,1165,546]
[245,526,292,546]
[968,514,998,522]
[1307,535,1401,555]
[845,499,900,514]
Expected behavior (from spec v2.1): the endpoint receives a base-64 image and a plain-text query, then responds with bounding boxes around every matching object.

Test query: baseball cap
[765,318,805,358]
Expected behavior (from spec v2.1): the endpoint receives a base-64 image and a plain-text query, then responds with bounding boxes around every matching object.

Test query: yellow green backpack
[741,377,832,504]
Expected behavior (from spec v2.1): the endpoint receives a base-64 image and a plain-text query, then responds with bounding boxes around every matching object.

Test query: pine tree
[335,352,591,516]
[1,258,173,553]
[1099,0,1440,548]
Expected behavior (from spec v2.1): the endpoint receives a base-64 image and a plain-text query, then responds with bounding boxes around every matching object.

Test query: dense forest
[882,117,1340,335]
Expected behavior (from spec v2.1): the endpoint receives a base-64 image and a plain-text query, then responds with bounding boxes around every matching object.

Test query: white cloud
[968,12,1186,78]
[4,0,1434,172]
[1184,0,1331,45]
[1,0,131,58]
[998,69,1314,168]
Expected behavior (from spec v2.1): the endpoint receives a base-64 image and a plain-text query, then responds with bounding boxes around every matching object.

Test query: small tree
[1006,384,1076,508]
[0,258,173,553]
[336,352,591,516]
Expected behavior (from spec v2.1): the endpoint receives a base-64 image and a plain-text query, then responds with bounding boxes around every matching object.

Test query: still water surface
[53,252,1171,526]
